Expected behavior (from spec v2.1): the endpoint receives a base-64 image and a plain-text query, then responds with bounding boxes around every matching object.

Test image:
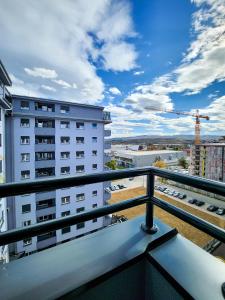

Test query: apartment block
[5,95,111,257]
[190,143,225,182]
[0,61,12,263]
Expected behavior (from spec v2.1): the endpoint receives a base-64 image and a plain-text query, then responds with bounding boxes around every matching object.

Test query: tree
[178,157,188,169]
[105,160,117,170]
[153,160,167,169]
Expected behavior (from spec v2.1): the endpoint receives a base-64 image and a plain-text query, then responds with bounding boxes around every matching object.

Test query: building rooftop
[115,149,184,156]
[11,94,105,110]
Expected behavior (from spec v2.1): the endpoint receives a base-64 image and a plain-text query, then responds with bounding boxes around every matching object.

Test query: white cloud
[109,87,121,95]
[52,79,71,89]
[0,0,137,103]
[133,70,144,75]
[41,85,56,92]
[24,67,58,79]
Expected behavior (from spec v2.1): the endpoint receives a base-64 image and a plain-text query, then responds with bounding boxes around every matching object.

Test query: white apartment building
[0,60,12,263]
[5,95,111,257]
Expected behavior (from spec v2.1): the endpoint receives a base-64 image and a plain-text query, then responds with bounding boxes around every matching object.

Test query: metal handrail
[0,167,225,246]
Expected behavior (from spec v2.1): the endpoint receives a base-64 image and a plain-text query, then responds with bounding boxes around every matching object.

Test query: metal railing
[0,167,225,246]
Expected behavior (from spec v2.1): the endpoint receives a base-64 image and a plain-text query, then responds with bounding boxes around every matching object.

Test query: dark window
[61,136,70,144]
[61,152,70,159]
[23,238,32,246]
[92,190,97,196]
[21,170,30,179]
[92,164,97,170]
[77,222,85,230]
[92,150,97,156]
[76,193,85,201]
[35,119,55,128]
[21,136,30,145]
[61,196,70,204]
[22,204,31,214]
[21,101,29,110]
[92,137,97,142]
[35,152,55,161]
[35,167,55,178]
[76,151,84,158]
[92,123,97,128]
[61,211,70,217]
[61,167,70,175]
[20,119,30,127]
[35,102,55,112]
[60,105,69,113]
[76,122,84,129]
[92,204,97,208]
[35,136,55,144]
[76,137,84,144]
[76,165,85,173]
[60,121,70,128]
[21,153,30,162]
[37,231,56,241]
[61,227,71,234]
[76,207,85,213]
[92,218,97,223]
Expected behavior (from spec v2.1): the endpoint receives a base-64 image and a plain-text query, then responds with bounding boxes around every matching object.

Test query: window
[76,151,84,158]
[35,102,54,112]
[76,207,85,213]
[21,101,29,110]
[92,150,97,156]
[92,123,97,128]
[92,218,97,223]
[92,137,97,143]
[61,167,70,175]
[35,119,55,128]
[21,136,30,145]
[21,153,30,162]
[60,152,70,159]
[76,222,85,230]
[21,170,30,180]
[62,227,71,234]
[76,137,84,144]
[60,121,70,129]
[92,190,97,197]
[37,231,56,241]
[61,136,70,144]
[35,136,55,144]
[37,214,55,223]
[35,152,55,161]
[76,165,85,173]
[61,211,70,217]
[60,105,69,113]
[76,122,84,129]
[92,204,97,208]
[92,164,97,170]
[61,196,70,205]
[76,193,85,202]
[23,238,32,246]
[22,204,31,214]
[36,167,55,178]
[23,220,31,227]
[20,118,30,128]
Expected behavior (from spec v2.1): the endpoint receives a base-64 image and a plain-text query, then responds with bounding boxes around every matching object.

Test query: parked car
[178,194,185,199]
[207,205,218,212]
[188,199,197,204]
[115,185,120,190]
[195,200,205,207]
[216,208,225,215]
[129,177,134,181]
[105,187,111,193]
[110,186,116,191]
[118,184,126,189]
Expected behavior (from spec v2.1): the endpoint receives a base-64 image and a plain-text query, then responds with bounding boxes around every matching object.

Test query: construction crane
[146,106,210,145]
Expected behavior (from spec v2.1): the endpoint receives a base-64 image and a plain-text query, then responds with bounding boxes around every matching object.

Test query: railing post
[141,173,158,234]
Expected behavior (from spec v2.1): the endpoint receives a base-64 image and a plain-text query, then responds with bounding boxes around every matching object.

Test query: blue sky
[0,0,225,137]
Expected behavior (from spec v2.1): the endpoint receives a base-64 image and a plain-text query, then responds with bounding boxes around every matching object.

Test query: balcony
[35,167,55,178]
[103,111,111,124]
[0,168,225,299]
[104,129,111,137]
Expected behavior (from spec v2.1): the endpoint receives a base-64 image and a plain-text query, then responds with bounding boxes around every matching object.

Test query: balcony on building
[0,167,225,300]
[104,129,111,137]
[35,102,55,112]
[35,135,55,152]
[37,213,56,223]
[35,151,55,168]
[35,118,55,135]
[103,111,111,124]
[35,167,55,178]
[36,198,55,211]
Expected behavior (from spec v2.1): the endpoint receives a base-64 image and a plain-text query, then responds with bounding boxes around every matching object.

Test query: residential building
[191,143,225,182]
[5,95,111,256]
[0,60,12,263]
[114,149,185,168]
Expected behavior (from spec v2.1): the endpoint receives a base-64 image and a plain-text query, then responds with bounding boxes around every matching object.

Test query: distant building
[191,143,225,182]
[114,149,185,168]
[0,60,12,263]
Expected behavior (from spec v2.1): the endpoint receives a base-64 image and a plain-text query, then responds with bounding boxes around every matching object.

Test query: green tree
[178,157,188,169]
[106,160,117,170]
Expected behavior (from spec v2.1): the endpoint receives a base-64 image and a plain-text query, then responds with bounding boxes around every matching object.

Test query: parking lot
[108,176,225,220]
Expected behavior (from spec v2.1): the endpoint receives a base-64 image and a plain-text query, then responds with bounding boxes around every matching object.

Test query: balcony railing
[0,167,224,246]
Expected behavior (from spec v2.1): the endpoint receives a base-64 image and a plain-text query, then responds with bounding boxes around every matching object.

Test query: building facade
[114,149,184,168]
[0,61,12,263]
[191,143,225,182]
[6,95,111,256]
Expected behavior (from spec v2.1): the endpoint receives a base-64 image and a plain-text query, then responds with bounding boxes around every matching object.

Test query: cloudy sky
[1,0,225,137]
